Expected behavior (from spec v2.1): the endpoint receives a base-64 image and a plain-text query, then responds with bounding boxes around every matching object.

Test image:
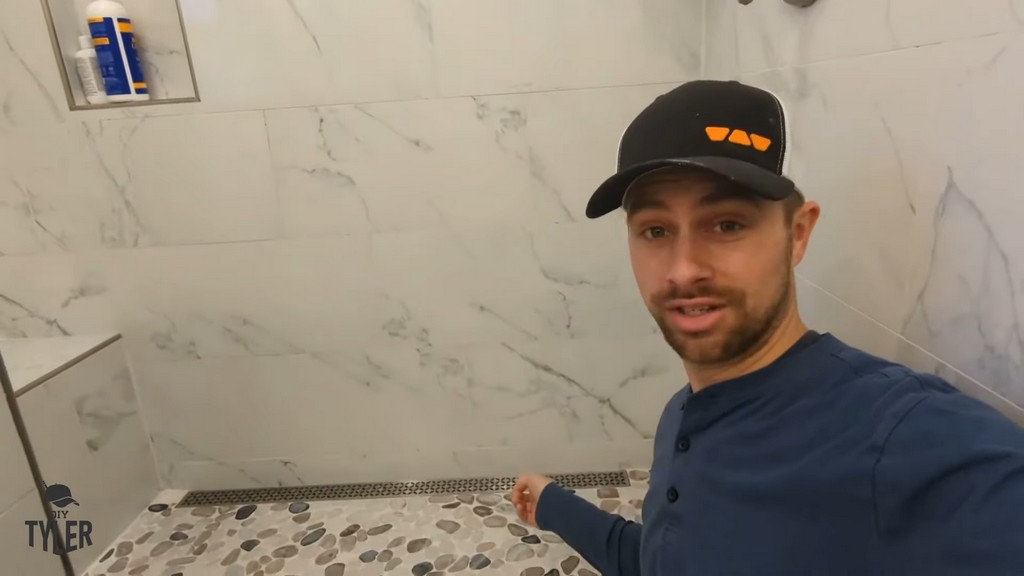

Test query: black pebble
[442,502,460,509]
[100,548,114,562]
[521,535,542,544]
[470,554,492,570]
[240,539,260,552]
[171,573,184,576]
[289,502,310,514]
[412,561,434,576]
[544,571,560,576]
[235,504,257,520]
[148,504,169,513]
[340,524,360,537]
[169,532,188,541]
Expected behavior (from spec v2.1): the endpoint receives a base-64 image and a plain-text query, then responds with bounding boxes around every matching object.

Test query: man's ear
[790,201,821,266]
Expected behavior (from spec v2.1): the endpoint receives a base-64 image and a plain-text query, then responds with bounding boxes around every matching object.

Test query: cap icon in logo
[43,483,80,508]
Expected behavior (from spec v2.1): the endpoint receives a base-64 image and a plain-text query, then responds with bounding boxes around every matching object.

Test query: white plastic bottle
[74,35,109,105]
[86,0,149,102]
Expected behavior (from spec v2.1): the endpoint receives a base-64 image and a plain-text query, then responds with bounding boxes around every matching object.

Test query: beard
[653,243,795,366]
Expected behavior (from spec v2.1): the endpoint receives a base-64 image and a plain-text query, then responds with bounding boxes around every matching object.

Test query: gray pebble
[359,550,379,563]
[469,554,491,570]
[483,516,507,528]
[412,561,434,576]
[434,554,456,570]
[241,539,260,552]
[507,524,529,537]
[476,494,503,506]
[149,541,173,557]
[316,549,339,565]
[235,504,257,520]
[302,528,327,546]
[506,544,535,562]
[289,502,310,514]
[325,563,346,576]
[436,520,460,534]
[272,544,299,558]
[407,538,432,553]
[449,555,470,572]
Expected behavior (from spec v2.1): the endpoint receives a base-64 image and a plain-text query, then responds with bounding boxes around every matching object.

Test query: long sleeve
[874,386,1024,574]
[535,483,643,576]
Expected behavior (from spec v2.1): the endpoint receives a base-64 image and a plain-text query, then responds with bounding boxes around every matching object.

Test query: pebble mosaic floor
[82,470,650,576]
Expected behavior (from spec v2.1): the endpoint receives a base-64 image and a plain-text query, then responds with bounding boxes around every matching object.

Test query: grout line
[740,30,1012,77]
[796,272,1024,423]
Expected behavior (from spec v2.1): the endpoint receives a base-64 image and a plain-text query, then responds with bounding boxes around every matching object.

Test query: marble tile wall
[0,0,703,488]
[705,0,1024,414]
[17,338,161,574]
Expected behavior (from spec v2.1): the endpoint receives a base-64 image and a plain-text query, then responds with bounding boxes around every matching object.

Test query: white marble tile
[432,0,702,97]
[0,177,46,256]
[704,0,1024,76]
[0,110,277,252]
[78,112,278,246]
[0,490,66,576]
[134,328,680,489]
[176,0,436,111]
[0,251,116,339]
[739,31,1024,407]
[0,0,69,130]
[266,84,672,238]
[17,339,160,574]
[0,333,117,394]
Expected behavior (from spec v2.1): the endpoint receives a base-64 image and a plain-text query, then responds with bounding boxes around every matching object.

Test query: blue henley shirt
[536,332,1024,575]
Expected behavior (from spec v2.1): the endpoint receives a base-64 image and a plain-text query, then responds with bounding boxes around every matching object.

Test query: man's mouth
[677,306,719,316]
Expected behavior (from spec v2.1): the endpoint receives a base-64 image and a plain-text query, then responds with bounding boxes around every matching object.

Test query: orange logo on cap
[705,126,772,152]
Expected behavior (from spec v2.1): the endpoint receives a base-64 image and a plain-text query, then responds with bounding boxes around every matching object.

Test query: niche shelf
[39,0,199,110]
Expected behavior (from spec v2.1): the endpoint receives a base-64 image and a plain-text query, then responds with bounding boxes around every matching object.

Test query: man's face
[625,168,809,366]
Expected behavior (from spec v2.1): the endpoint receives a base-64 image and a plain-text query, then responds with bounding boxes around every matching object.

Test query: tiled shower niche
[39,0,199,109]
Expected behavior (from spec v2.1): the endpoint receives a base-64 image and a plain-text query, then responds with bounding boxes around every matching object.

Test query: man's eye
[644,226,668,239]
[715,221,745,233]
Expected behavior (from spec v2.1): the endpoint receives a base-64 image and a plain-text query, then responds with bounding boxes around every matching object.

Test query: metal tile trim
[176,470,630,507]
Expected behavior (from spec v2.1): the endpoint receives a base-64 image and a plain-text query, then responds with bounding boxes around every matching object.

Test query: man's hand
[511,473,554,527]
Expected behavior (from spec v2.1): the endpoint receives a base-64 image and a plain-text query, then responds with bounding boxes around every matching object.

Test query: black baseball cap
[586,80,797,218]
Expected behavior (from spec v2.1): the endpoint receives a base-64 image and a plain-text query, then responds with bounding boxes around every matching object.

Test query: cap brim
[585,157,796,219]
[51,497,79,507]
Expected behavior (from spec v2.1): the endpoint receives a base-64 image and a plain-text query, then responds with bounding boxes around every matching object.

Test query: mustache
[653,285,738,303]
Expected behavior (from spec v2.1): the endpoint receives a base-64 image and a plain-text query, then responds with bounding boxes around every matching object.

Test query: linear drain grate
[176,470,630,507]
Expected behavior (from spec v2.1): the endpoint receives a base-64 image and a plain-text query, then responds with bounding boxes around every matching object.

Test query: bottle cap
[79,35,92,51]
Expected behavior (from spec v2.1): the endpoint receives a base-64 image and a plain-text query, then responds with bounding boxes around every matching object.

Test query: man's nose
[665,238,712,286]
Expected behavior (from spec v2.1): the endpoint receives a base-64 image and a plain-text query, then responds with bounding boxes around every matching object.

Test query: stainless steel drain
[176,470,630,507]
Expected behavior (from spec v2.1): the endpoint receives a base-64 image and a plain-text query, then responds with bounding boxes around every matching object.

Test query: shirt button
[677,437,690,452]
[666,487,679,503]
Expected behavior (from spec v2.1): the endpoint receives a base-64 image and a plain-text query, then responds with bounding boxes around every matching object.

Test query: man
[512,80,1024,575]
